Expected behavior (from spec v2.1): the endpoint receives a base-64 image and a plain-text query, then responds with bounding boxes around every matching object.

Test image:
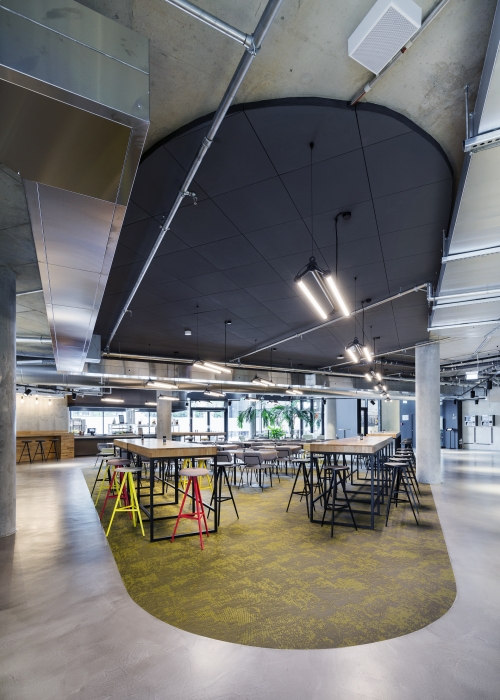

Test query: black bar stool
[45,438,59,460]
[18,440,33,464]
[384,461,419,525]
[209,454,239,525]
[321,465,358,537]
[286,457,311,516]
[32,440,46,462]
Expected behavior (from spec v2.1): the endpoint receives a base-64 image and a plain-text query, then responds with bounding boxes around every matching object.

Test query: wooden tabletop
[171,431,226,436]
[308,435,393,454]
[368,432,401,439]
[17,430,73,437]
[114,438,217,458]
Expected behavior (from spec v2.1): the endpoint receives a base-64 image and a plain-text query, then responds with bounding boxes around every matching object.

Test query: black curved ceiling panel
[96,98,453,367]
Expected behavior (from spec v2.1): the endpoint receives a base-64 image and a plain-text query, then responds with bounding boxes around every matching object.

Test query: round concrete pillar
[0,266,16,537]
[325,399,337,439]
[156,392,172,440]
[415,342,442,484]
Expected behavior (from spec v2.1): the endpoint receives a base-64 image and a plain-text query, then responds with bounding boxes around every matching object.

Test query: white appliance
[348,0,422,75]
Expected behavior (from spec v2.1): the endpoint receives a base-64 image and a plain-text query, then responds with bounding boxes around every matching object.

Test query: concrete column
[0,267,16,537]
[415,342,441,483]
[325,399,337,439]
[156,392,172,440]
[381,399,400,432]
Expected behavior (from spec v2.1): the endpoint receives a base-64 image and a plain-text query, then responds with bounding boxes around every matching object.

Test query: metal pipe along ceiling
[105,0,284,351]
[163,0,255,50]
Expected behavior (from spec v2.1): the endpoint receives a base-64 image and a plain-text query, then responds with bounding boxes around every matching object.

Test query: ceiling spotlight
[146,380,178,390]
[337,355,345,360]
[204,389,226,398]
[24,387,31,396]
[370,400,376,405]
[252,376,275,387]
[184,329,192,336]
[71,391,77,400]
[295,257,350,320]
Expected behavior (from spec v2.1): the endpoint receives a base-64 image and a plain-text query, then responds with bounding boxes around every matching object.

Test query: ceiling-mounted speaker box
[348,0,422,75]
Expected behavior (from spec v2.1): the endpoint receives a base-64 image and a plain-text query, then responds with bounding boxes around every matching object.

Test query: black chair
[239,452,273,490]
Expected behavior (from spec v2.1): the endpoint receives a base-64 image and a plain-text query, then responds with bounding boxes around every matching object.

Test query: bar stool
[32,440,46,462]
[105,466,144,537]
[18,440,33,464]
[45,438,59,461]
[321,465,358,537]
[172,468,210,549]
[91,446,118,497]
[209,453,239,525]
[286,457,311,516]
[384,461,419,526]
[95,458,131,508]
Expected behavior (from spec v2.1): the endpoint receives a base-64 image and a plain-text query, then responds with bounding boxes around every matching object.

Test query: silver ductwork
[0,0,149,372]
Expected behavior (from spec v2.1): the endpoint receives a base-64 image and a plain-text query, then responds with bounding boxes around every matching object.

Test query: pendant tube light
[294,144,350,321]
[252,375,274,386]
[158,395,177,401]
[193,360,222,374]
[101,398,124,403]
[196,360,231,374]
[147,380,178,390]
[204,389,226,398]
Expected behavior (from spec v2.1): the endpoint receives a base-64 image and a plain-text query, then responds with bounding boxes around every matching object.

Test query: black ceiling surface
[96,98,453,368]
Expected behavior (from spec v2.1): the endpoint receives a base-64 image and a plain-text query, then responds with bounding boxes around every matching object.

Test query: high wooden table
[170,432,226,441]
[308,436,393,530]
[368,431,401,449]
[114,439,219,542]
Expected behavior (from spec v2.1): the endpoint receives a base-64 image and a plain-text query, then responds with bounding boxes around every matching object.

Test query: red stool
[99,459,132,520]
[172,468,209,550]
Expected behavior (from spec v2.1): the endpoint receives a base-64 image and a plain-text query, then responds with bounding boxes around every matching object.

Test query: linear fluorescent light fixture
[194,360,231,374]
[204,390,226,398]
[466,371,479,380]
[101,398,124,403]
[144,402,157,406]
[286,388,302,395]
[158,395,177,401]
[147,380,178,390]
[252,376,275,386]
[345,337,373,364]
[295,257,349,320]
[364,372,372,381]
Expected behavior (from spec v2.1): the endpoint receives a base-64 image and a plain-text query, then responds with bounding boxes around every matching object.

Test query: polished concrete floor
[1,450,499,699]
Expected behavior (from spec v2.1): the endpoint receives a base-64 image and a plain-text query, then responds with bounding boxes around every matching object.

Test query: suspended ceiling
[96,99,452,367]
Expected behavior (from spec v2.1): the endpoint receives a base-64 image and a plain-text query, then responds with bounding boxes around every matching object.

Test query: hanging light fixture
[193,360,231,374]
[147,380,178,390]
[157,395,177,401]
[252,376,275,387]
[345,285,372,363]
[204,389,226,398]
[295,143,350,320]
[286,387,302,395]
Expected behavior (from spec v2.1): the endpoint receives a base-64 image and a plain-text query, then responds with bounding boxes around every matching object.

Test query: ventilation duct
[348,0,421,75]
[0,0,149,372]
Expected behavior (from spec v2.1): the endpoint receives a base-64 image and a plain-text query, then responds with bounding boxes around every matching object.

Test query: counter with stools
[16,431,74,462]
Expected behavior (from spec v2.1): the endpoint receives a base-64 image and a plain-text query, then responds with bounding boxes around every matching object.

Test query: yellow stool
[106,466,145,537]
[94,458,130,506]
[179,458,213,492]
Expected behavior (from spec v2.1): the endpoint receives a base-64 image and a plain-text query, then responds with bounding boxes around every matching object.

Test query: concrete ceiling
[2,0,498,375]
[77,0,497,180]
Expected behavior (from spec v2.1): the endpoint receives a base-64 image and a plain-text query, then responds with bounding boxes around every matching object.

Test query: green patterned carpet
[83,465,456,649]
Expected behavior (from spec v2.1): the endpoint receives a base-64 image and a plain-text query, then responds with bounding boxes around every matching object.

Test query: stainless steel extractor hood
[0,0,150,371]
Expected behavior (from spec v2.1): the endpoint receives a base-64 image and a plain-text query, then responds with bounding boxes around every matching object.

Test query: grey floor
[1,450,499,699]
